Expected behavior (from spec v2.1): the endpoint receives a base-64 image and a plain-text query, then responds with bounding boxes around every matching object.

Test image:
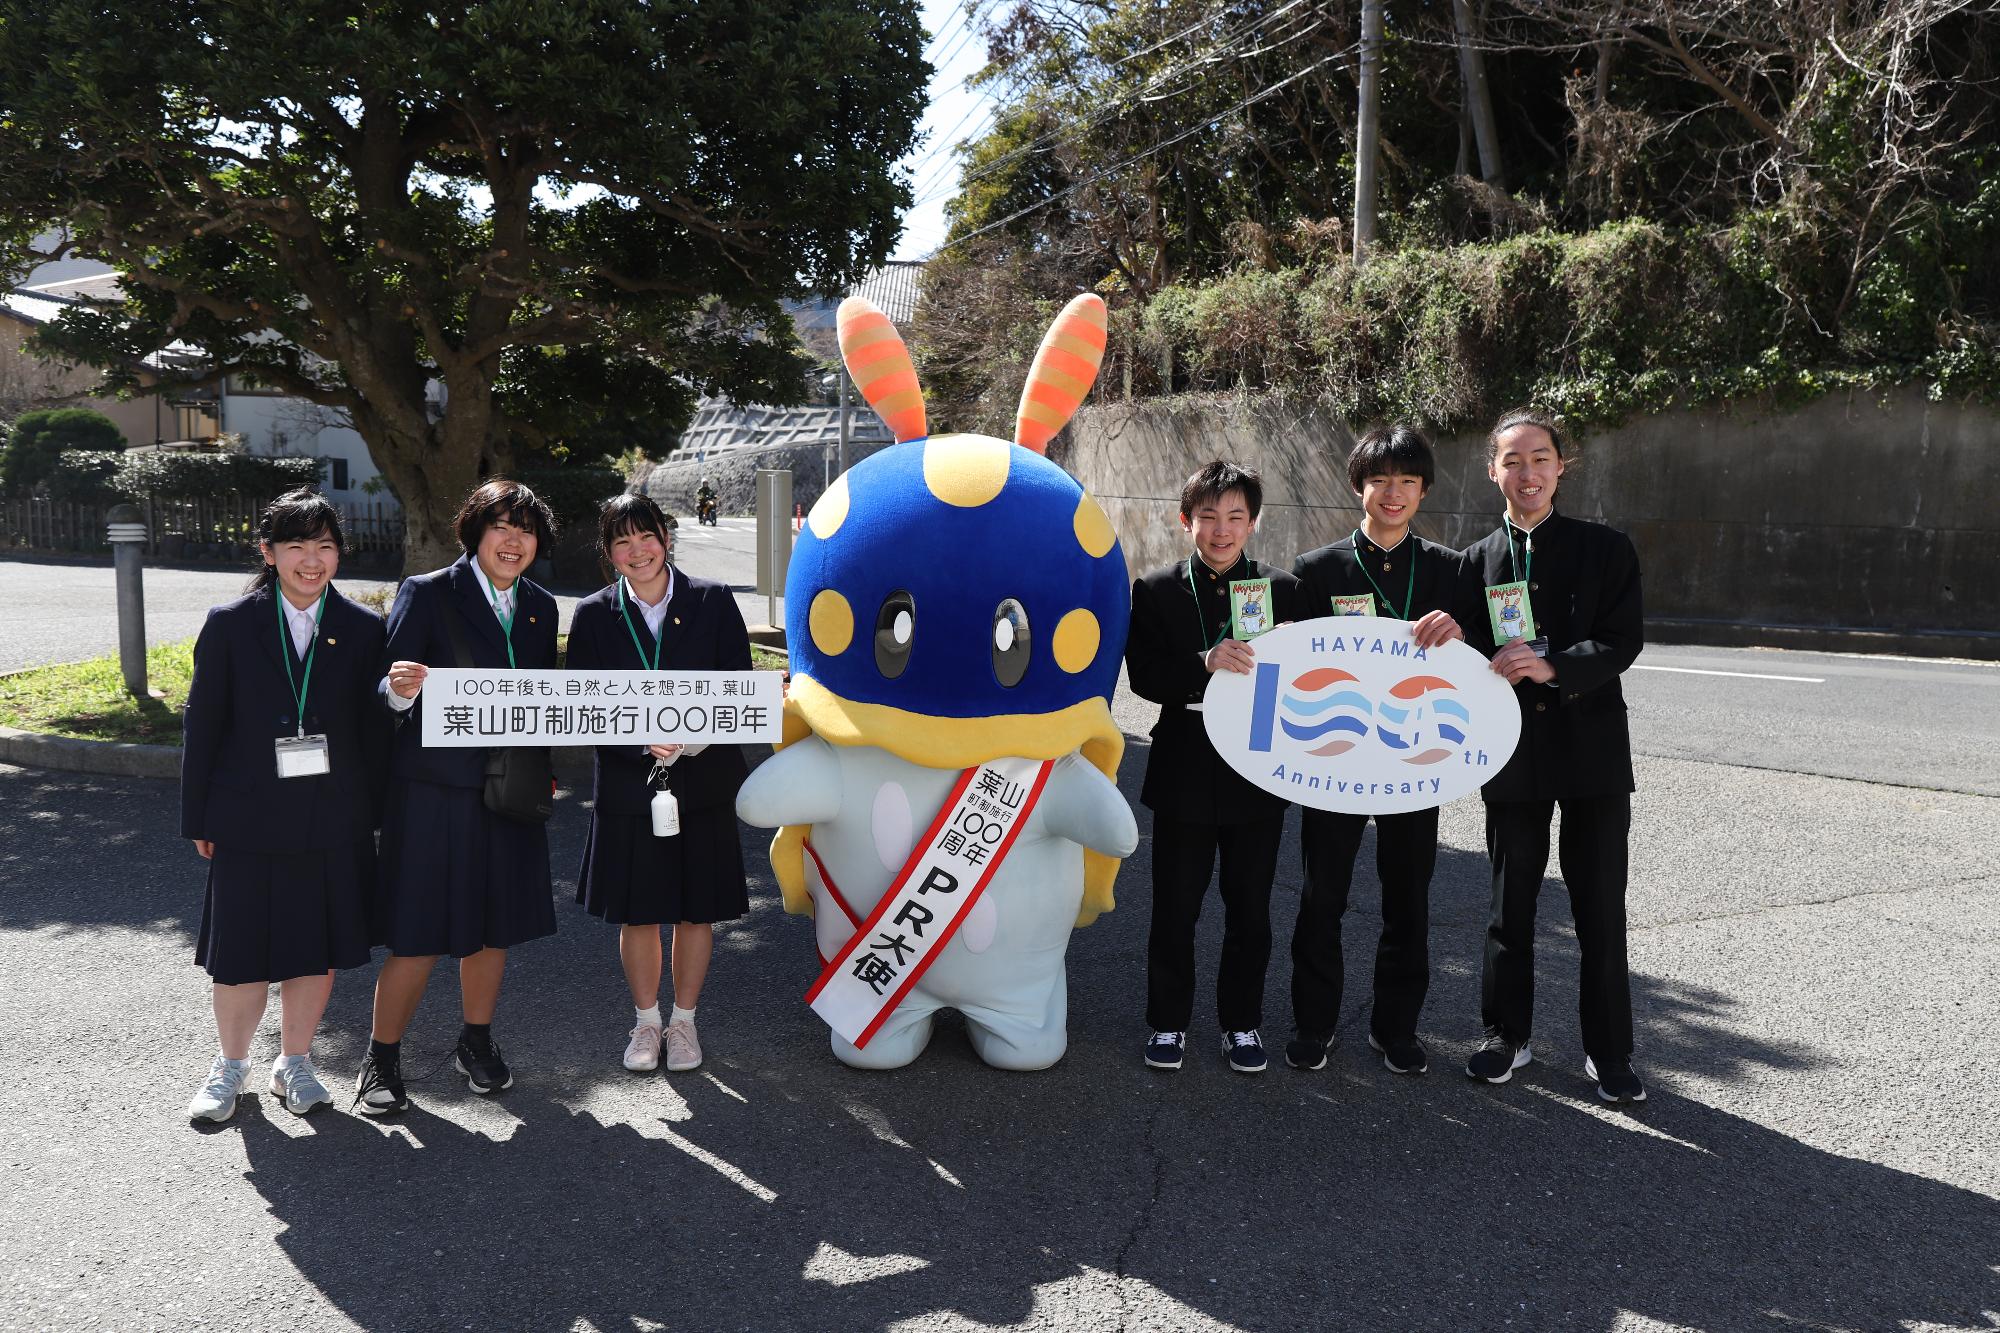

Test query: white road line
[1634,665,1825,683]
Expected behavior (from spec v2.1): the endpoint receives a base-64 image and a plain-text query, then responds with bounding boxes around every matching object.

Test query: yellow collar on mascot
[768,673,1126,927]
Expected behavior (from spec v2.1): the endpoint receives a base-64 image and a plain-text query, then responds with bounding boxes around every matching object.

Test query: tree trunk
[1354,0,1384,263]
[1452,0,1505,189]
[366,407,491,578]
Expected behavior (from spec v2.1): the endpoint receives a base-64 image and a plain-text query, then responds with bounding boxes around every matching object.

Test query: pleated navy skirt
[375,778,557,957]
[575,805,748,926]
[196,840,376,985]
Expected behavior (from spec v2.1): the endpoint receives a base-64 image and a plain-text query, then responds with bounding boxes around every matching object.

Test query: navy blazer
[1462,512,1644,802]
[180,584,389,850]
[564,571,753,815]
[380,555,561,789]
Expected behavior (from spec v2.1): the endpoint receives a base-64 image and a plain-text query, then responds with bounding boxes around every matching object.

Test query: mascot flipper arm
[737,735,843,918]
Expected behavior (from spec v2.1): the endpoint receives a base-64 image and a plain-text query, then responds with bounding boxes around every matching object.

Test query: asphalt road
[2,524,1997,1330]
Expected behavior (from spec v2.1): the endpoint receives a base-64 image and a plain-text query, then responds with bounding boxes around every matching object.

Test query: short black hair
[596,492,674,570]
[1487,406,1567,461]
[1346,424,1435,494]
[454,478,556,554]
[249,487,343,593]
[1179,460,1263,521]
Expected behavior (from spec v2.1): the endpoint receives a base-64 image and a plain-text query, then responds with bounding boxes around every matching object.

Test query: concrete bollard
[105,503,149,697]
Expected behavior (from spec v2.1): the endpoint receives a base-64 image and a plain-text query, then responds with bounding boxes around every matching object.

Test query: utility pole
[837,365,851,477]
[1354,0,1384,263]
[1452,0,1505,188]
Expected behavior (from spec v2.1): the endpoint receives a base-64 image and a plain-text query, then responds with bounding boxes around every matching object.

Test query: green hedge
[44,449,323,503]
[1111,212,2000,432]
[517,465,630,530]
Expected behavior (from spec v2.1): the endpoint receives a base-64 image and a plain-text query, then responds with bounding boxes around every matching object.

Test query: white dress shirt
[383,569,522,713]
[280,594,319,658]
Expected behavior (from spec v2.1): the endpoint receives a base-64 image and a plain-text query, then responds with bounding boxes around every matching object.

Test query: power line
[934,40,1358,254]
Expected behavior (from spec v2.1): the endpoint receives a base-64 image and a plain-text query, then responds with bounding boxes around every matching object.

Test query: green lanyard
[477,566,518,668]
[617,576,667,670]
[1507,520,1536,587]
[1184,555,1233,650]
[1350,530,1416,620]
[275,588,327,737]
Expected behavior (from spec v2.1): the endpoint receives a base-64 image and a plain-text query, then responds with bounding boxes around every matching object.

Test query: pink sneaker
[622,1023,662,1072]
[664,1018,702,1072]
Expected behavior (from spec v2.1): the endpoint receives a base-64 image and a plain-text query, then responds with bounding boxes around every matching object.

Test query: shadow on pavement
[3,754,1995,1329]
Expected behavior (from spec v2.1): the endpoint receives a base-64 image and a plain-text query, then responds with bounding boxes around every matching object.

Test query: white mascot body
[735,294,1137,1070]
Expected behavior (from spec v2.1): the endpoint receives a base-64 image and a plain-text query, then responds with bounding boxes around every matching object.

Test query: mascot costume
[735,293,1138,1071]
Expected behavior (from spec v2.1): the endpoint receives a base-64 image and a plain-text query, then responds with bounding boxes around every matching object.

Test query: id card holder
[275,734,331,779]
[1331,593,1376,617]
[1484,580,1536,645]
[1228,578,1274,639]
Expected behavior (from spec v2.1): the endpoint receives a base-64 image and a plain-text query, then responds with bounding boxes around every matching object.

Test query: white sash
[805,756,1054,1047]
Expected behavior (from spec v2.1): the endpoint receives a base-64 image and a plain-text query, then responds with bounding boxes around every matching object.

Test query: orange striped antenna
[836,297,927,443]
[1014,293,1108,454]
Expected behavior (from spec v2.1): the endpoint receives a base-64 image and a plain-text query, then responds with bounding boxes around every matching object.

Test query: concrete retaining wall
[1060,388,2000,656]
[642,439,895,520]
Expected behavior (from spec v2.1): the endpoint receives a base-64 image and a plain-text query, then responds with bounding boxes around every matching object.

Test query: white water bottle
[651,786,680,838]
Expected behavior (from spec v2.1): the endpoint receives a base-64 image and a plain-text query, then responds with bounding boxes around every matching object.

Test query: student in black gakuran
[180,488,389,1123]
[1126,461,1304,1074]
[359,480,562,1113]
[1462,408,1647,1104]
[1286,425,1470,1077]
[566,494,754,1077]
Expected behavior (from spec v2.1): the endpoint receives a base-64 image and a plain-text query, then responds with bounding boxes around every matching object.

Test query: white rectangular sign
[419,669,786,748]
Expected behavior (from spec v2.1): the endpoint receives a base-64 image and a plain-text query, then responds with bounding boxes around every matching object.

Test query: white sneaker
[188,1055,251,1123]
[623,1023,663,1072]
[664,1018,702,1072]
[269,1057,333,1115]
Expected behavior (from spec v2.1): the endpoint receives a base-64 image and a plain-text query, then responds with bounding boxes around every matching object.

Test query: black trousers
[1145,813,1284,1033]
[1481,794,1633,1061]
[1291,806,1438,1043]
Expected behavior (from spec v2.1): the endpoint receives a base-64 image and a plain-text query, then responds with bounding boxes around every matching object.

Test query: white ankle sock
[635,1005,662,1031]
[273,1052,308,1071]
[670,1004,696,1026]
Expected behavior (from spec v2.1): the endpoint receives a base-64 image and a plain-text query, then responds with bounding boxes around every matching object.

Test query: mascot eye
[874,590,916,679]
[991,599,1031,687]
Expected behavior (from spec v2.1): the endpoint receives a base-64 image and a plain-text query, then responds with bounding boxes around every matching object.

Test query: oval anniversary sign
[1201,616,1523,815]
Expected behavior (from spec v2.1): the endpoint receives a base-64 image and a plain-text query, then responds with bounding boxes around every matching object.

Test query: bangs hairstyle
[1180,460,1264,521]
[249,487,343,592]
[596,492,674,569]
[454,478,556,554]
[1487,406,1567,461]
[1346,424,1435,494]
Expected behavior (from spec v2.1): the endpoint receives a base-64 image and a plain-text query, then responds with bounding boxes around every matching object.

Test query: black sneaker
[1284,1033,1334,1071]
[1465,1034,1532,1083]
[454,1032,513,1094]
[354,1051,409,1115]
[1584,1056,1647,1104]
[1221,1030,1268,1074]
[1143,1030,1186,1070]
[1369,1033,1429,1075]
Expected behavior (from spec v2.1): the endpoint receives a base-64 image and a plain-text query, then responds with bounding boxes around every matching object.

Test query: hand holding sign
[1202,616,1521,815]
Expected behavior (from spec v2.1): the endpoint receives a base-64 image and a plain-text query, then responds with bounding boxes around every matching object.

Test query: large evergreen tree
[0,0,927,570]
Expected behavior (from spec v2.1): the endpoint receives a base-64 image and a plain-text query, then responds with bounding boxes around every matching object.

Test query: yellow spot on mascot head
[808,473,850,539]
[922,435,1011,508]
[1052,609,1101,674]
[809,589,854,656]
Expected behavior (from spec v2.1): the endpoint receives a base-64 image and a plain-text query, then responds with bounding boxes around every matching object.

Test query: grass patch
[0,640,194,744]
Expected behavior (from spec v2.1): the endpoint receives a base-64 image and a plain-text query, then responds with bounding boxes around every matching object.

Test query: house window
[328,458,350,491]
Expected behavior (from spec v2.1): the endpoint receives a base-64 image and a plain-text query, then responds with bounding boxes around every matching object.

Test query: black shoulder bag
[442,601,554,824]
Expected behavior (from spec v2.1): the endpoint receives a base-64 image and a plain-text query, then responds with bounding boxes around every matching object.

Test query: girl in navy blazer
[181,488,388,1123]
[357,480,561,1114]
[567,494,753,1075]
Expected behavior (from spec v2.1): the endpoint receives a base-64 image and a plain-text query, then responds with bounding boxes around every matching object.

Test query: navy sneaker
[1221,1030,1268,1074]
[454,1031,513,1094]
[1368,1033,1429,1075]
[1465,1034,1532,1083]
[1144,1031,1186,1070]
[1585,1056,1647,1104]
[1284,1033,1334,1071]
